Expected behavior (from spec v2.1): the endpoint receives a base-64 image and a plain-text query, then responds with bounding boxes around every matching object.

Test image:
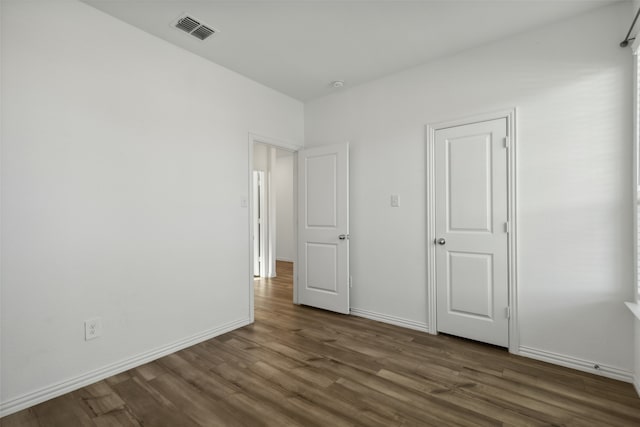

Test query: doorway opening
[248,134,302,322]
[252,142,296,279]
[248,135,351,320]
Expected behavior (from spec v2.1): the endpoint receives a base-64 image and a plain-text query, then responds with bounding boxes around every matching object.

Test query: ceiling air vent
[173,15,217,41]
[191,25,215,40]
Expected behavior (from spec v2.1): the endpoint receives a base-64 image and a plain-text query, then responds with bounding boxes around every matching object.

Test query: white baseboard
[518,345,634,383]
[0,317,252,418]
[275,257,294,263]
[634,375,640,397]
[350,308,429,333]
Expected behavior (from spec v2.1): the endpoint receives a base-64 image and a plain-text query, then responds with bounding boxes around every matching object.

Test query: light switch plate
[391,194,400,207]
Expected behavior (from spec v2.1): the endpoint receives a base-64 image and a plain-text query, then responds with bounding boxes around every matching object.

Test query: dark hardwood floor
[3,261,640,426]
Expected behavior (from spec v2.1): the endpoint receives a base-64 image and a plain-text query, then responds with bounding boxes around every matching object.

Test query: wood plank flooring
[3,261,640,426]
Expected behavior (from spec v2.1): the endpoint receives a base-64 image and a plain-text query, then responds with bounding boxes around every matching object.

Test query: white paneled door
[298,144,349,314]
[434,118,509,347]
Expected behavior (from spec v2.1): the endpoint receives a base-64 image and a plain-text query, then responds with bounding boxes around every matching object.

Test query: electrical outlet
[84,317,102,341]
[390,194,400,207]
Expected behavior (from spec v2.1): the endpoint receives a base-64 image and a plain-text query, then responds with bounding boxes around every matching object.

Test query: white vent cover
[174,15,217,41]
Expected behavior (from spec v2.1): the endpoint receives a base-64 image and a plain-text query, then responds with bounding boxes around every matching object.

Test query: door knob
[339,234,350,240]
[436,238,446,245]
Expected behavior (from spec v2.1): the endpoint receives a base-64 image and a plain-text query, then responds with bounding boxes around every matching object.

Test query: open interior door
[297,143,349,314]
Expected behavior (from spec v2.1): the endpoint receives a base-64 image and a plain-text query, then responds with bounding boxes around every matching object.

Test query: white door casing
[252,171,263,276]
[297,143,350,314]
[430,115,514,348]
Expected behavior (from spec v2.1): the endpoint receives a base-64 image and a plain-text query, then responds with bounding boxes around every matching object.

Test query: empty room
[2,0,640,425]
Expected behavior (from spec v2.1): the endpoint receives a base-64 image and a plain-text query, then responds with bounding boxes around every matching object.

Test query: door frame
[248,133,303,322]
[425,108,519,354]
[252,170,265,277]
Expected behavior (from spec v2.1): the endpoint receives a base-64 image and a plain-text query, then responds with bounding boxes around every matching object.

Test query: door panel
[448,251,493,319]
[435,118,508,347]
[306,243,338,292]
[447,135,492,232]
[298,144,349,314]
[306,154,337,227]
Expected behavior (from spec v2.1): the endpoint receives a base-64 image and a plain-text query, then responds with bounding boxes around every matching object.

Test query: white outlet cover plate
[84,317,102,341]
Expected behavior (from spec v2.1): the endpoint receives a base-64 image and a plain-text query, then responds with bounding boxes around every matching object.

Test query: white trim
[425,124,437,335]
[425,108,519,354]
[292,152,299,305]
[252,150,277,279]
[0,317,251,418]
[276,257,295,263]
[350,308,429,333]
[266,150,277,278]
[518,346,634,383]
[248,133,301,309]
[633,52,639,302]
[252,171,261,276]
[633,41,640,402]
[249,132,303,153]
[426,109,516,132]
[254,170,267,277]
[248,137,255,323]
[506,109,520,353]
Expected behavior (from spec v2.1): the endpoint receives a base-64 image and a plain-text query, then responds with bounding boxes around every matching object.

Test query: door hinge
[504,221,510,233]
[504,136,510,149]
[505,307,511,319]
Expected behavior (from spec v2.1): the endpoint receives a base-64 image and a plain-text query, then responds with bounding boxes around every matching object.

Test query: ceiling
[83,0,620,101]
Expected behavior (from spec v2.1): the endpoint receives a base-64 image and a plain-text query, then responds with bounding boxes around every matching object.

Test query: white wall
[305,2,634,376]
[0,0,303,413]
[275,150,295,262]
[253,143,269,172]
